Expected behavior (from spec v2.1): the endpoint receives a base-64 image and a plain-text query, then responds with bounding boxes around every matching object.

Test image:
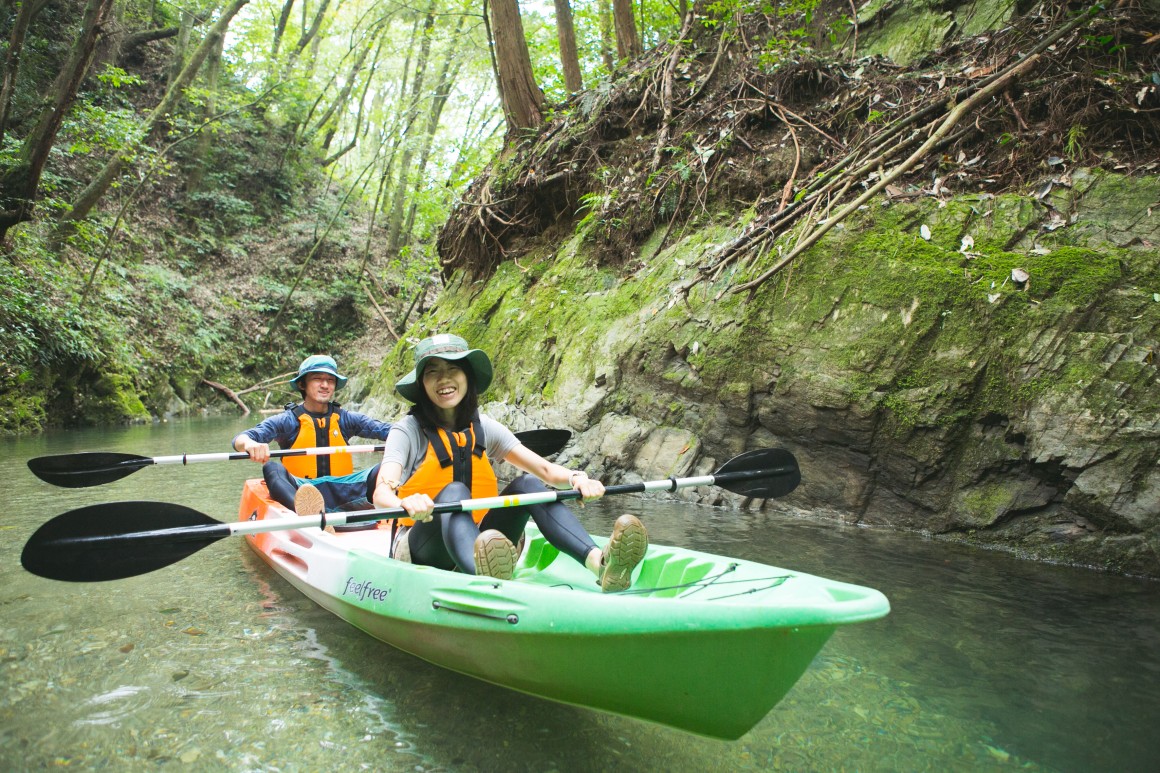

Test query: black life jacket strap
[420,413,488,486]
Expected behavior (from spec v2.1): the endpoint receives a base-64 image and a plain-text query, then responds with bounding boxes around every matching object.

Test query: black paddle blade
[515,428,571,458]
[22,502,229,583]
[27,452,151,488]
[713,448,801,498]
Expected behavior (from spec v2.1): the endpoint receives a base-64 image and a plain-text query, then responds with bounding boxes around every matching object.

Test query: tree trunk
[401,10,468,245]
[118,26,180,58]
[278,0,332,81]
[489,0,544,132]
[376,26,417,218]
[185,29,225,191]
[0,0,40,148]
[167,10,194,87]
[321,34,384,166]
[553,0,583,93]
[307,26,381,150]
[61,0,250,227]
[271,0,295,58]
[387,2,437,255]
[0,0,115,242]
[613,0,641,60]
[598,0,614,72]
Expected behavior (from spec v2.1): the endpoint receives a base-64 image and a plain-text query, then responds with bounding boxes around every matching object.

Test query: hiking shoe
[392,527,411,563]
[600,514,648,592]
[294,484,325,516]
[474,529,517,580]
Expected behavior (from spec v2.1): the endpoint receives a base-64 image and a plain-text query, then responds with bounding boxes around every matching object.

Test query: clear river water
[1,416,1157,772]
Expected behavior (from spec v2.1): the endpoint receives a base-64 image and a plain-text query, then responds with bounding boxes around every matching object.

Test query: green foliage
[0,259,102,371]
[1083,32,1128,56]
[180,190,260,234]
[62,104,144,155]
[95,65,143,89]
[1065,124,1086,161]
[756,0,824,68]
[576,188,623,238]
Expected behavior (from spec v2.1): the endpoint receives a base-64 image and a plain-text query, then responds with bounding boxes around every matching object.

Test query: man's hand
[241,440,271,463]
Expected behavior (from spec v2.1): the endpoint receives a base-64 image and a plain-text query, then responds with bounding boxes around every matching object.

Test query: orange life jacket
[396,417,498,526]
[283,404,353,478]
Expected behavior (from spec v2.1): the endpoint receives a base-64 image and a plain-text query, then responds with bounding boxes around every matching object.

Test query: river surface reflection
[1,416,1157,771]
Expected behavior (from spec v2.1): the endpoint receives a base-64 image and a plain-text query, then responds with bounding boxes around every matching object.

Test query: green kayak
[240,479,890,739]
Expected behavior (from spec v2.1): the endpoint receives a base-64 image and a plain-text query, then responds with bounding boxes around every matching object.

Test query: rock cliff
[350,2,1160,576]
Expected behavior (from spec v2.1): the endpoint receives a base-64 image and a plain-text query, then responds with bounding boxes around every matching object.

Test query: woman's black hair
[409,360,480,431]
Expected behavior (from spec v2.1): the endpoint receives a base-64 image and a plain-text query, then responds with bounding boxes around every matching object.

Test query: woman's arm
[372,419,435,520]
[503,444,605,500]
[372,462,405,509]
[373,461,435,521]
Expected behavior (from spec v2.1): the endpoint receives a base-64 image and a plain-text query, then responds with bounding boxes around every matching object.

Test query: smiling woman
[372,334,649,591]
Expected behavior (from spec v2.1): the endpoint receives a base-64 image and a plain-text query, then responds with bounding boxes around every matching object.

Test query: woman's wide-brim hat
[395,334,493,403]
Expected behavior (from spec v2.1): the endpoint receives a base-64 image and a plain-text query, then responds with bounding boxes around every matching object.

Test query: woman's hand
[570,472,605,501]
[398,492,435,522]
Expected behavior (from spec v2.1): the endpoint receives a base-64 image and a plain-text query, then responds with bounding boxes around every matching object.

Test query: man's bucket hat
[292,355,348,390]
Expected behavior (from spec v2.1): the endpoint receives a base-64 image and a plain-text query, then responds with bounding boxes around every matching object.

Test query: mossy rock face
[0,370,49,434]
[857,0,1017,65]
[83,372,151,425]
[361,171,1160,576]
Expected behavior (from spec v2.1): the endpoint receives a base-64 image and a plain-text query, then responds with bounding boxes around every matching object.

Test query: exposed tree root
[438,3,1159,288]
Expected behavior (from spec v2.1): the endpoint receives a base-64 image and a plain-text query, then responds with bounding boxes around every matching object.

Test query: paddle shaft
[154,444,382,466]
[228,463,798,535]
[164,445,379,465]
[27,429,571,488]
[40,466,797,547]
[21,447,799,581]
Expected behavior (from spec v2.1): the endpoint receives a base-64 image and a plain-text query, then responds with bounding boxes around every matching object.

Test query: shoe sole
[294,484,325,516]
[474,530,516,580]
[601,515,648,592]
[392,526,411,563]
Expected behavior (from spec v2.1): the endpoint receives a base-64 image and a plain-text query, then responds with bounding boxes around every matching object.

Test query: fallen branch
[202,379,250,415]
[652,12,694,172]
[361,277,400,341]
[235,371,296,396]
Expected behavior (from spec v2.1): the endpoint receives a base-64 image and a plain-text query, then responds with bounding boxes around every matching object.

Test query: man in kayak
[370,333,648,591]
[233,355,391,518]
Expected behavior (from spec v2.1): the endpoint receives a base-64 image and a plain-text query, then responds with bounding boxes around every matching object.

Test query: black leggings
[406,474,598,573]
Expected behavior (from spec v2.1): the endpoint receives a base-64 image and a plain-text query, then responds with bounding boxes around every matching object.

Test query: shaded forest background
[1,0,678,430]
[1,0,1157,433]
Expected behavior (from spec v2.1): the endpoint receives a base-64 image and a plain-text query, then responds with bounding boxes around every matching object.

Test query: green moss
[955,482,1016,528]
[0,370,48,434]
[86,372,151,424]
[882,392,921,428]
[858,1,958,65]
